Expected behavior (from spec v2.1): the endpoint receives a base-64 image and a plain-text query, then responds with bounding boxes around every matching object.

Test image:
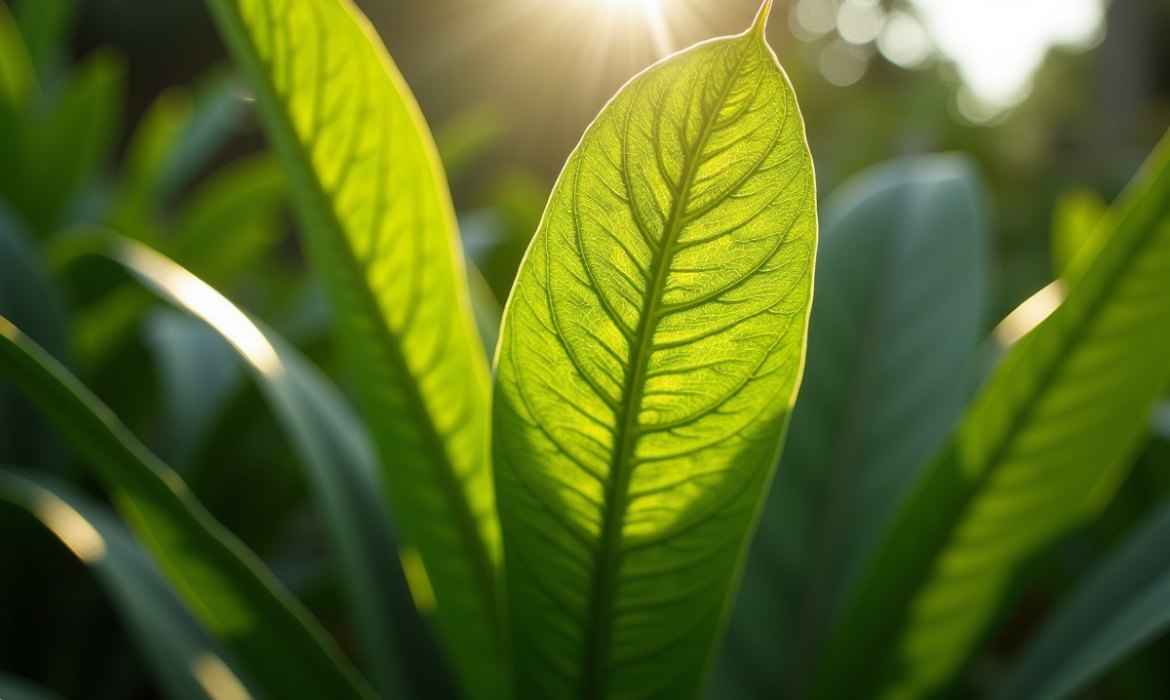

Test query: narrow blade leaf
[493,5,817,698]
[201,0,500,693]
[714,154,989,698]
[814,129,1170,700]
[0,314,376,700]
[993,500,1170,700]
[0,466,261,700]
[99,231,448,699]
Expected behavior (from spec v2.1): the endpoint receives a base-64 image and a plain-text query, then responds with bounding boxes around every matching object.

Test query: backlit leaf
[814,129,1170,700]
[201,0,499,694]
[492,4,817,698]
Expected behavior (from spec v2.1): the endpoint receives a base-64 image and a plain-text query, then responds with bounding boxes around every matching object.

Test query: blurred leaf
[0,202,69,469]
[12,0,77,82]
[156,68,251,201]
[0,314,377,700]
[0,0,36,106]
[170,153,286,284]
[814,130,1170,700]
[714,154,990,698]
[434,101,508,182]
[466,257,502,358]
[1051,187,1106,278]
[0,49,123,234]
[142,309,242,472]
[993,500,1170,700]
[101,232,453,699]
[0,672,68,700]
[493,6,817,698]
[203,0,500,695]
[110,86,194,244]
[0,466,261,700]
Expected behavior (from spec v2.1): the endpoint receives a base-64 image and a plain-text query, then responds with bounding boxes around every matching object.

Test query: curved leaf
[492,4,817,698]
[713,154,989,698]
[993,500,1170,700]
[201,0,499,694]
[1051,187,1106,279]
[814,129,1170,700]
[0,466,261,700]
[0,314,376,700]
[0,202,69,469]
[98,232,450,699]
[0,0,36,106]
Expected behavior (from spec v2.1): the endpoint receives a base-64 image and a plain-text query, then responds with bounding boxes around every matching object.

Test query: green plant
[3,0,1170,699]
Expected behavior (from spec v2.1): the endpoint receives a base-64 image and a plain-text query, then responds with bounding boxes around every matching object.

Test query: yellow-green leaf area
[493,12,817,700]
[201,0,498,696]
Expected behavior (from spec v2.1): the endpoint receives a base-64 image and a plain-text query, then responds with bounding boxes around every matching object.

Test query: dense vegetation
[2,0,1170,699]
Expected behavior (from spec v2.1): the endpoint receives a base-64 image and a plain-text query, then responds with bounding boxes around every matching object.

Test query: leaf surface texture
[493,10,817,699]
[201,0,499,694]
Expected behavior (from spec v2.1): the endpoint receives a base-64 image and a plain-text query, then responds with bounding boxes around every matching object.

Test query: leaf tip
[751,0,773,38]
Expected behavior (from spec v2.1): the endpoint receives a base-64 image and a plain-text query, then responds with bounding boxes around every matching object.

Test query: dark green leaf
[0,466,261,700]
[714,154,989,698]
[993,501,1170,700]
[814,130,1170,700]
[0,313,377,700]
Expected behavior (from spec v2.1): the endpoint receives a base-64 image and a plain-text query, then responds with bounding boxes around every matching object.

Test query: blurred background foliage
[1,0,1170,697]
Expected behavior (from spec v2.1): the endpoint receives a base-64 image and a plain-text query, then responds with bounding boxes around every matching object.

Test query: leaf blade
[200,0,500,693]
[815,129,1170,700]
[493,7,817,698]
[0,314,377,700]
[713,154,990,698]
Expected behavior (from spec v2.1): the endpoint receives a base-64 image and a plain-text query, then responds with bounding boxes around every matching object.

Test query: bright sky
[911,0,1106,109]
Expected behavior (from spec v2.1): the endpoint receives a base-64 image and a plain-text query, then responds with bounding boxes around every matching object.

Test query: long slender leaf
[201,1,499,695]
[0,202,69,469]
[0,313,376,700]
[814,129,1170,700]
[713,154,989,698]
[0,0,36,106]
[93,231,450,699]
[992,500,1170,700]
[493,4,817,698]
[12,0,77,82]
[0,466,261,700]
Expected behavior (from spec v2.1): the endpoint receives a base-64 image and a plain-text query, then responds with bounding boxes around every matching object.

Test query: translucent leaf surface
[0,467,261,700]
[713,154,989,699]
[0,314,376,700]
[492,5,817,698]
[814,129,1170,700]
[993,501,1170,700]
[201,0,499,693]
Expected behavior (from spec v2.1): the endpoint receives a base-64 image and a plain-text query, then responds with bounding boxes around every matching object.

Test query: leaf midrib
[213,0,498,629]
[578,37,755,700]
[824,181,1170,700]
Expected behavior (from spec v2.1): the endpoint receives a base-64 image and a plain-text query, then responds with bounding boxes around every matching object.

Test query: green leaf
[492,4,817,698]
[98,232,442,699]
[142,309,243,471]
[713,154,990,698]
[0,672,68,700]
[0,313,377,700]
[1051,187,1106,279]
[0,0,36,106]
[0,49,123,234]
[0,202,70,469]
[992,500,1170,700]
[0,466,261,700]
[814,129,1170,700]
[12,0,78,83]
[202,0,499,694]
